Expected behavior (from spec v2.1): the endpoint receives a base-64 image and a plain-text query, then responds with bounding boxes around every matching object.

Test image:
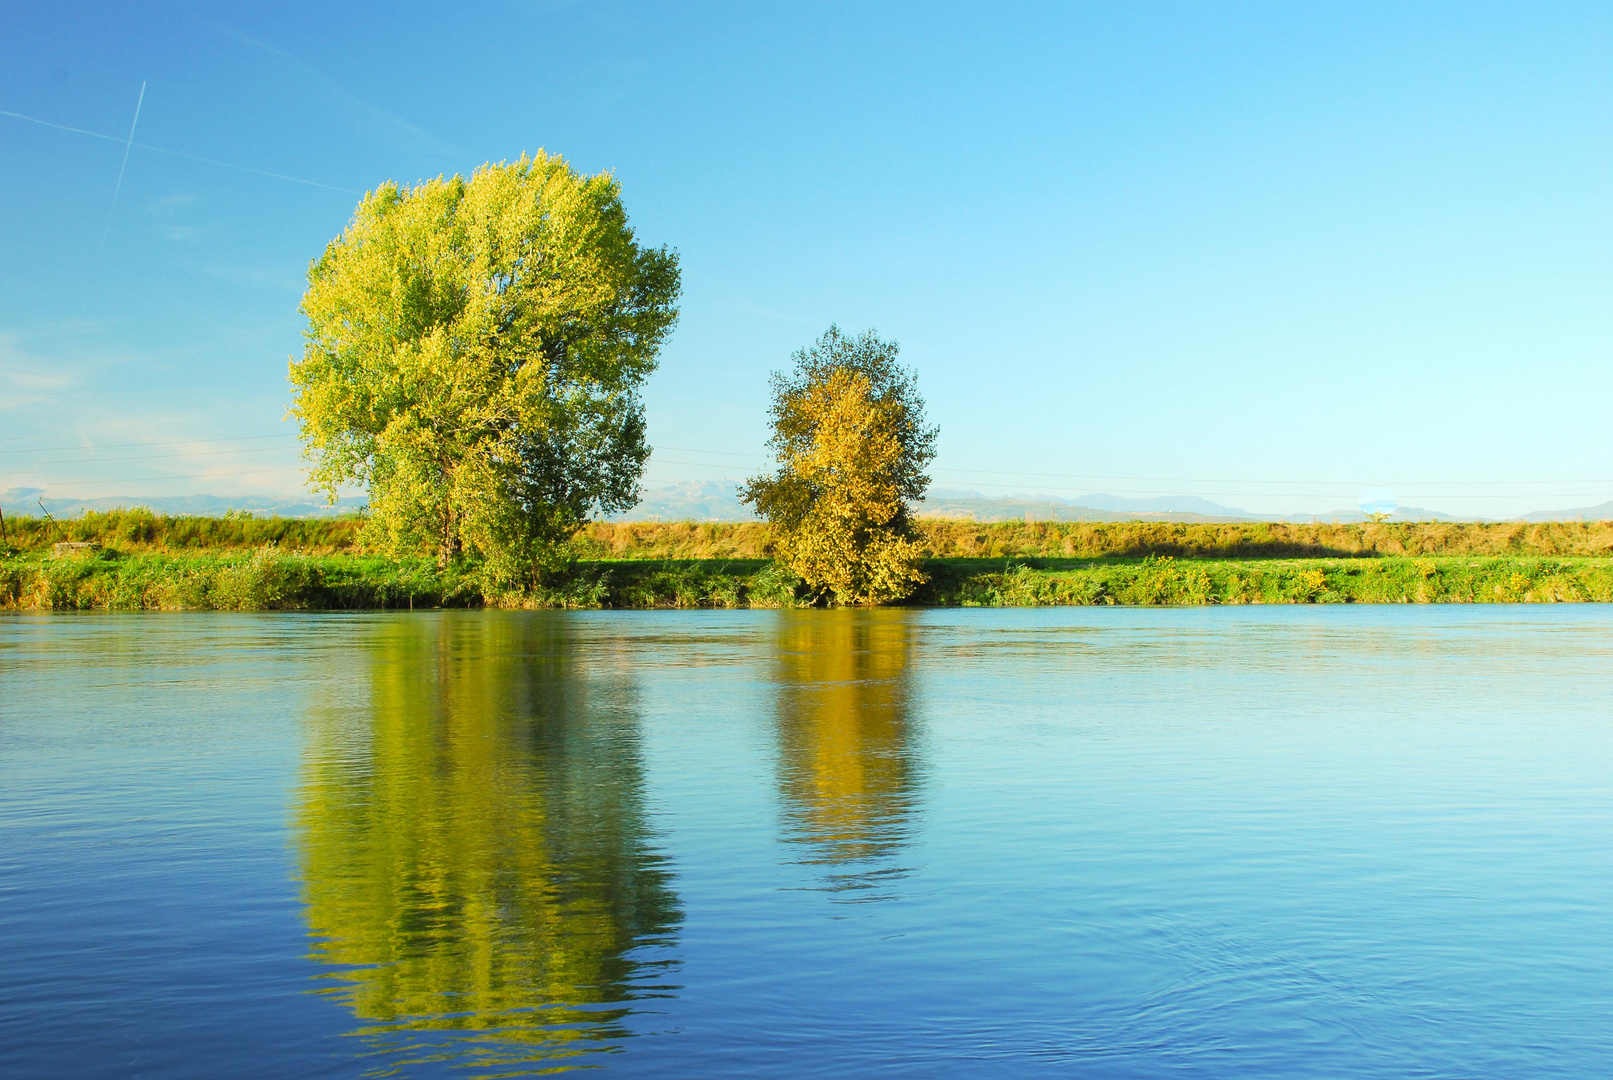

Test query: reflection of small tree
[741,328,937,605]
[772,611,920,897]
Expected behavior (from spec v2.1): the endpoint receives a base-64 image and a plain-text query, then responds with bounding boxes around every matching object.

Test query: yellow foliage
[768,369,927,604]
[741,328,936,605]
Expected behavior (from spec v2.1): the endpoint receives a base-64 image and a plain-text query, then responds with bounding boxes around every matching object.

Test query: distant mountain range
[913,492,1247,523]
[916,490,1460,524]
[5,482,1611,524]
[1068,493,1257,516]
[1521,500,1613,522]
[1,488,359,519]
[611,481,755,522]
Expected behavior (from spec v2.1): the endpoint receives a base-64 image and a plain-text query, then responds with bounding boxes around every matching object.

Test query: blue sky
[1,1,1608,517]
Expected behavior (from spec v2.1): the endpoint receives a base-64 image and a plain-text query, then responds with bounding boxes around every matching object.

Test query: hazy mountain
[914,490,1264,523]
[1067,492,1262,517]
[613,484,1272,524]
[1072,495,1459,523]
[610,480,755,522]
[1281,506,1460,524]
[1520,500,1613,522]
[9,482,1606,526]
[2,488,360,519]
[919,493,1472,524]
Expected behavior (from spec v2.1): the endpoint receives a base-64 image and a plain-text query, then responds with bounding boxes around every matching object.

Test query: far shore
[5,513,1612,611]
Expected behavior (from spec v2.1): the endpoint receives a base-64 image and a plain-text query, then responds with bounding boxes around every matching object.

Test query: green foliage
[741,328,937,605]
[291,153,680,579]
[921,555,1613,606]
[7,531,1613,611]
[517,560,788,610]
[4,508,364,552]
[912,518,1613,560]
[0,547,478,610]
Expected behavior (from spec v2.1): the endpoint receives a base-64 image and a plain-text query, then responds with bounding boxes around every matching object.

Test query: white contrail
[0,109,115,141]
[136,142,359,193]
[1,106,359,194]
[100,81,146,247]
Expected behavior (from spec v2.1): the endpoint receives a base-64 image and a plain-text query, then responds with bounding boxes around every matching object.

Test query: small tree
[742,327,937,604]
[290,153,680,581]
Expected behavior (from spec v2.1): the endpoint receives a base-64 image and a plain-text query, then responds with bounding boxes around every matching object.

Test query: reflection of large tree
[295,613,678,1070]
[773,610,921,895]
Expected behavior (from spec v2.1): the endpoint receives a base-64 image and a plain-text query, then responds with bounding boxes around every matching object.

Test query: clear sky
[2,1,1608,518]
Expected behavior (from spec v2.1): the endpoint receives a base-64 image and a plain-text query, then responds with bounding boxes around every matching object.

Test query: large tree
[741,327,937,605]
[290,153,679,579]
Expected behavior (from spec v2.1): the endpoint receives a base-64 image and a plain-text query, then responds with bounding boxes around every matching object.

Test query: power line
[9,433,1606,491]
[9,471,369,505]
[8,384,293,402]
[651,447,1613,489]
[655,445,766,459]
[7,439,1607,506]
[14,465,1608,510]
[8,444,294,468]
[645,460,1613,502]
[930,467,1613,489]
[0,433,295,456]
[925,482,1613,502]
[19,467,309,489]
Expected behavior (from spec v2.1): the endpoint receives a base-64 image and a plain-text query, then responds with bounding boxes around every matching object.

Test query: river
[2,607,1610,1077]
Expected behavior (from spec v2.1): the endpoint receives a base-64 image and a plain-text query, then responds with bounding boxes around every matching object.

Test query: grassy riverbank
[7,510,1613,559]
[5,510,1611,609]
[4,546,1611,610]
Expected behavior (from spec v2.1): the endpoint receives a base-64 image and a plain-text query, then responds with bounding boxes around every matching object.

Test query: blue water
[1,607,1610,1078]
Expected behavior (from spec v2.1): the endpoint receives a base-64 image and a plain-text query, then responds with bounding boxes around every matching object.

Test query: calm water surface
[2,607,1610,1077]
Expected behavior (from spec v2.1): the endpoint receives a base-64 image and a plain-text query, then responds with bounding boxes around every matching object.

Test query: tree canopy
[741,327,937,604]
[290,153,680,579]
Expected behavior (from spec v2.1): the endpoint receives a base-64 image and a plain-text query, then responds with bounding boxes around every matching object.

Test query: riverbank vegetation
[6,510,1613,610]
[7,510,1613,560]
[4,542,1611,611]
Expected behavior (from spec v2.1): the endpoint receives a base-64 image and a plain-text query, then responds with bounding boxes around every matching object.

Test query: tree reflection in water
[772,609,923,899]
[294,613,679,1075]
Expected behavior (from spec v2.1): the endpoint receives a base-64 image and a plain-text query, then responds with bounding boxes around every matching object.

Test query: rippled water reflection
[295,615,680,1072]
[772,611,920,896]
[3,607,1611,1078]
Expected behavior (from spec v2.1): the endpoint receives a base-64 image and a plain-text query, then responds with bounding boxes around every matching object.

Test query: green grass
[911,518,1613,560]
[4,548,1610,610]
[2,508,362,553]
[922,555,1613,606]
[0,548,477,611]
